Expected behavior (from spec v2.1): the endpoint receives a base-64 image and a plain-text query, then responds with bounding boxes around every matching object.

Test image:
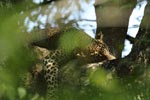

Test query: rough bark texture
[94,1,150,77]
[95,0,136,58]
[98,1,150,77]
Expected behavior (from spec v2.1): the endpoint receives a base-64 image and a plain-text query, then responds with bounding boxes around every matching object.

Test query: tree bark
[95,0,137,58]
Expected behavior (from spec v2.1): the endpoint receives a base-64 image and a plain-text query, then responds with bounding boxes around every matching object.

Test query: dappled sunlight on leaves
[0,0,150,100]
[89,68,120,92]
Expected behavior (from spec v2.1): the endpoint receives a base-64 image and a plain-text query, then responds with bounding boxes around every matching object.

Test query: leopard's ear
[97,31,103,42]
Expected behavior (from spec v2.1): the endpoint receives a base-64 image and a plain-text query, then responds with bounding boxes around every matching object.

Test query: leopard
[33,27,116,100]
[43,49,64,100]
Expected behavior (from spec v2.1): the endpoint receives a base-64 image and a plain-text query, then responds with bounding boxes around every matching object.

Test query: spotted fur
[40,29,115,100]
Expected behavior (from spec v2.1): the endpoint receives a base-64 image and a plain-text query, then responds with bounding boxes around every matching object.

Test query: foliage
[0,1,150,100]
